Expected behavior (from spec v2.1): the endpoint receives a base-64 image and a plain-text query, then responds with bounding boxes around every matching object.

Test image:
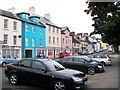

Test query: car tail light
[108,58,111,61]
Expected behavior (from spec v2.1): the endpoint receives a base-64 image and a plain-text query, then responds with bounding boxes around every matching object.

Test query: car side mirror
[41,68,47,73]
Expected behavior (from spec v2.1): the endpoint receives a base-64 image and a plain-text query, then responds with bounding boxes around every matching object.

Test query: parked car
[0,56,19,67]
[91,54,112,66]
[59,52,70,58]
[56,55,105,75]
[4,58,88,90]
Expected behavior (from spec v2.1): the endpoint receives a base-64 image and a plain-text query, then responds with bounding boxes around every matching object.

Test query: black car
[4,58,88,90]
[56,56,105,75]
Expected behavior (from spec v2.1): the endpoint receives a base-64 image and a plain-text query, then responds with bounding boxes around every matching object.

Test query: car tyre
[9,73,19,85]
[88,67,95,75]
[100,62,106,66]
[54,80,66,90]
[2,62,7,67]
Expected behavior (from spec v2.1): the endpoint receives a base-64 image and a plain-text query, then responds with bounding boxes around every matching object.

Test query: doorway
[25,50,32,58]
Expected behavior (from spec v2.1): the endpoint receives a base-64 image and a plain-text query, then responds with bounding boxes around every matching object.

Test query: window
[4,34,8,44]
[49,36,51,44]
[40,27,42,34]
[63,39,64,43]
[4,19,8,29]
[57,38,59,44]
[13,36,17,45]
[40,39,42,46]
[26,37,29,46]
[74,58,85,64]
[70,40,71,44]
[32,26,35,32]
[57,28,59,34]
[32,38,35,46]
[48,50,53,56]
[13,21,17,31]
[49,26,51,32]
[53,27,55,33]
[26,24,28,31]
[63,57,73,62]
[18,60,31,68]
[32,61,45,70]
[53,37,55,44]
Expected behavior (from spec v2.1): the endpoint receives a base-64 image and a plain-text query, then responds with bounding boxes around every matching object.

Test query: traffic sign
[0,41,4,44]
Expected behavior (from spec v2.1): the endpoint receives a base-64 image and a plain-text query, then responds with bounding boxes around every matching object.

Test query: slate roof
[0,9,45,28]
[0,9,21,20]
[72,36,81,44]
[40,16,61,28]
[61,26,70,34]
[17,13,46,28]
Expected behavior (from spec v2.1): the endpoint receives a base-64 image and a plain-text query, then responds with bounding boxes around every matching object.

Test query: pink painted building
[61,27,72,55]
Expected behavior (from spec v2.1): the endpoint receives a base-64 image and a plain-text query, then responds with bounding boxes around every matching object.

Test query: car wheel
[54,80,66,90]
[88,67,95,75]
[9,73,18,85]
[100,62,106,66]
[2,62,7,67]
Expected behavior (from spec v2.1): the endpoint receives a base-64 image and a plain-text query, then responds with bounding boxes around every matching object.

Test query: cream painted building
[0,9,22,58]
[40,14,61,58]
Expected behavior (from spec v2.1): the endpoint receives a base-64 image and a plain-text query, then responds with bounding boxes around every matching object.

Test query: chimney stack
[28,6,35,15]
[44,13,51,20]
[8,7,15,13]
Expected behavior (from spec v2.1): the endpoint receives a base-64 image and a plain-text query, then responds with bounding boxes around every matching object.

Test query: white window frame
[4,19,8,29]
[26,37,29,46]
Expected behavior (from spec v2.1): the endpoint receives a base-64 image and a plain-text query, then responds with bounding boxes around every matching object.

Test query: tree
[85,2,120,52]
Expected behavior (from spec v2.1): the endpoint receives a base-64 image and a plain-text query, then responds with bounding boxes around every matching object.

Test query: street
[0,51,119,90]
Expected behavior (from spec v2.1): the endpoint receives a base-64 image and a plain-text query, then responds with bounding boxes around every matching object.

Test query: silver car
[91,55,112,66]
[0,56,19,67]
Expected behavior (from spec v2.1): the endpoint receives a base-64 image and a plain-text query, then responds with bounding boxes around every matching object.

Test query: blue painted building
[17,12,46,58]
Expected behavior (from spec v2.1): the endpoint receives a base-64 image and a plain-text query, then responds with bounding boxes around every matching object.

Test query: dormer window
[26,15,29,19]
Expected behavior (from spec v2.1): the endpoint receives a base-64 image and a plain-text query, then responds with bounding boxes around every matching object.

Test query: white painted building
[0,9,22,58]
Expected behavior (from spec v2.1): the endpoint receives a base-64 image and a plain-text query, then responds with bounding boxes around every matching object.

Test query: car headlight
[97,65,102,68]
[72,77,83,82]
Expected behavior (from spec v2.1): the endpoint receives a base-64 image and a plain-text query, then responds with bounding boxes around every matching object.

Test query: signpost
[0,40,4,44]
[0,40,4,57]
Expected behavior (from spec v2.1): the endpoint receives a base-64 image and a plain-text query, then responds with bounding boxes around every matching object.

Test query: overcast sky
[0,0,94,34]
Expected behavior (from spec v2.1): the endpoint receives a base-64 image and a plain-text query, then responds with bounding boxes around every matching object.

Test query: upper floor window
[49,26,51,33]
[53,37,55,44]
[26,24,28,31]
[26,15,29,19]
[26,37,29,46]
[13,21,17,31]
[63,39,64,43]
[40,27,42,34]
[57,28,59,34]
[53,27,55,33]
[3,34,8,44]
[57,38,59,44]
[40,39,42,47]
[13,36,17,45]
[32,38,35,46]
[4,19,8,29]
[49,36,51,44]
[32,26,35,33]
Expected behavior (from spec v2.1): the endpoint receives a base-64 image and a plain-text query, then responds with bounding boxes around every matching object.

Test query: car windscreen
[82,56,92,62]
[44,60,65,71]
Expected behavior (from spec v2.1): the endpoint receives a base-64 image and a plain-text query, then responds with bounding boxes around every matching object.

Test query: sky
[0,0,95,34]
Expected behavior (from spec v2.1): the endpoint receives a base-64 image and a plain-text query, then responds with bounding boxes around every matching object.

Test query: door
[17,60,32,82]
[73,58,87,73]
[25,50,32,58]
[30,61,52,85]
[62,57,75,69]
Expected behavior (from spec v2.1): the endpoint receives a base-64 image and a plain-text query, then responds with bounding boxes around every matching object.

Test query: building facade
[40,14,61,58]
[17,12,46,58]
[61,27,72,55]
[0,9,22,58]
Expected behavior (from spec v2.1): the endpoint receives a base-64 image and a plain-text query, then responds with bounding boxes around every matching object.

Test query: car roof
[66,55,88,58]
[21,58,52,62]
